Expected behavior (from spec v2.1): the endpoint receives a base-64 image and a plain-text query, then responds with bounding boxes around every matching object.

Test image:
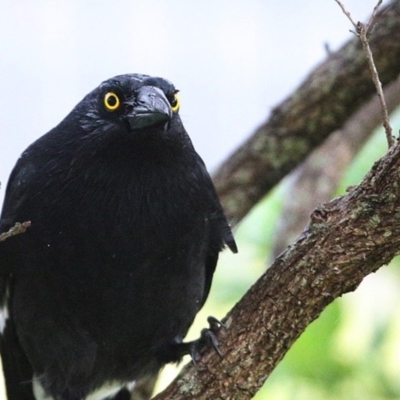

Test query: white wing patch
[0,288,9,335]
[0,305,9,335]
[86,382,124,400]
[33,377,54,400]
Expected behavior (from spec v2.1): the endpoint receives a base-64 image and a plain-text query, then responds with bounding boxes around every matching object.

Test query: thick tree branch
[155,129,400,400]
[213,0,400,223]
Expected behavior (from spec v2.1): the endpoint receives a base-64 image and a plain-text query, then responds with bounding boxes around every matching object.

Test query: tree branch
[155,132,400,400]
[213,0,400,223]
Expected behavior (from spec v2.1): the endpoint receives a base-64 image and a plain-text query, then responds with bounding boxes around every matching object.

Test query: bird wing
[196,157,238,308]
[0,159,37,399]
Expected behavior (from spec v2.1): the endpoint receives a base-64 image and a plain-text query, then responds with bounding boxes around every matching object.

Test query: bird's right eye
[104,92,121,111]
[170,93,180,113]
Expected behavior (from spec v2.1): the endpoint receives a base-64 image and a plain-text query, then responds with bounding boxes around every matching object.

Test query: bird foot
[188,316,226,370]
[157,316,226,369]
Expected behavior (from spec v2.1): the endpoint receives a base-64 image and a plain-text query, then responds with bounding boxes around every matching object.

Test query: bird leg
[157,316,226,369]
[190,316,225,365]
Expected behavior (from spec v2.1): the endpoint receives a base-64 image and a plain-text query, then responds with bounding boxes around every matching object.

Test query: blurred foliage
[156,108,400,398]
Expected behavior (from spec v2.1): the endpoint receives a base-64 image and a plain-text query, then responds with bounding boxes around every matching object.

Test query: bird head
[77,74,181,137]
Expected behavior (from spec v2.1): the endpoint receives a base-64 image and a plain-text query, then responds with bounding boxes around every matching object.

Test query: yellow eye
[171,93,180,113]
[104,92,121,111]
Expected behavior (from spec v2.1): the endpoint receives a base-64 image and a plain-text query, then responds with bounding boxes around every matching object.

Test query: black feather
[0,74,236,400]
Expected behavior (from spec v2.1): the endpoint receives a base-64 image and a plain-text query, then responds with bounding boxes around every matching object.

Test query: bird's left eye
[171,93,180,113]
[104,92,121,111]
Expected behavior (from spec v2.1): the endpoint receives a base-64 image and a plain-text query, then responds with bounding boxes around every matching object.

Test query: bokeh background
[1,1,399,399]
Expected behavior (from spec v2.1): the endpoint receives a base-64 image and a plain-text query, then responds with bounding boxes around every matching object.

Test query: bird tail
[1,321,35,400]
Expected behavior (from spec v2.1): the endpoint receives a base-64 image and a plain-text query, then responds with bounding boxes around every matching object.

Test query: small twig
[334,0,394,148]
[0,221,31,242]
[366,0,384,31]
[334,0,358,28]
[357,22,393,147]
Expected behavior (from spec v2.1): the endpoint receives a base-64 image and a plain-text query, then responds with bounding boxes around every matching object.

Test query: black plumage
[0,74,237,400]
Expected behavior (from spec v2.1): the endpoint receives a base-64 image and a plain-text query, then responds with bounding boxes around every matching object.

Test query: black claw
[188,318,224,369]
[207,316,226,331]
[201,328,223,359]
[159,315,226,369]
[189,344,203,371]
[191,315,225,362]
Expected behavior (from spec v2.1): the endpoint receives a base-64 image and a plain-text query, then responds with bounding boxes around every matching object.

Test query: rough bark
[271,76,400,259]
[154,130,400,400]
[213,0,400,223]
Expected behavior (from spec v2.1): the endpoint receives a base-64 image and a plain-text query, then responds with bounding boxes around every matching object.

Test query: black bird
[0,74,237,400]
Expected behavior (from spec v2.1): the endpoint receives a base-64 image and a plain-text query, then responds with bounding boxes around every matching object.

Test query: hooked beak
[127,86,172,130]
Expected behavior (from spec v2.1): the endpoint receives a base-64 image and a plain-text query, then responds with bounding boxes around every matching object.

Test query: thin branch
[334,0,358,28]
[0,221,31,242]
[366,0,384,31]
[334,0,394,147]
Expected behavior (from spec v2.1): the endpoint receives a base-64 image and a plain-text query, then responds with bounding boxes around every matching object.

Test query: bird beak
[127,86,172,130]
